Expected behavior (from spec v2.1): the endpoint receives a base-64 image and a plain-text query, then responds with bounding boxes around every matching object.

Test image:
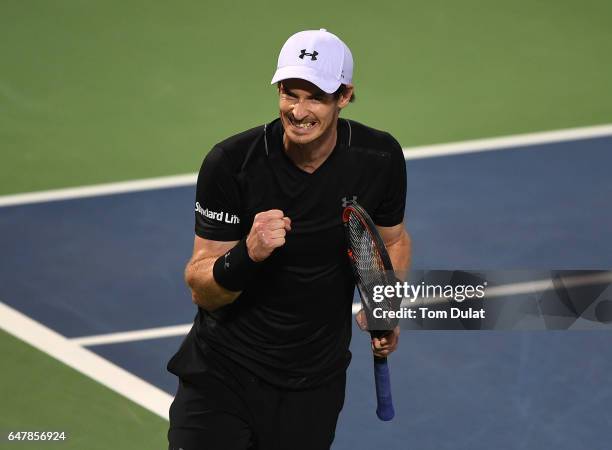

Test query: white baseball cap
[270,29,353,94]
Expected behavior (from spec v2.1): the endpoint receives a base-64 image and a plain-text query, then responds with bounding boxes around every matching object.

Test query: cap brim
[270,66,341,94]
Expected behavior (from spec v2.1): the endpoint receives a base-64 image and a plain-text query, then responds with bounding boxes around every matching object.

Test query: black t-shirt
[168,118,406,390]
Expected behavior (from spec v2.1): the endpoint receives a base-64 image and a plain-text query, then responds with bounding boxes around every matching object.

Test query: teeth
[294,122,315,128]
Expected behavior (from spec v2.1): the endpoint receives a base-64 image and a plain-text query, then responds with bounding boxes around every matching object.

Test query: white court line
[73,306,363,347]
[68,271,612,347]
[0,302,173,420]
[71,323,192,346]
[0,174,197,207]
[402,123,612,160]
[1,123,611,208]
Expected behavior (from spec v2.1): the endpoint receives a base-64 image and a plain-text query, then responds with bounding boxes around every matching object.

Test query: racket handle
[373,356,395,421]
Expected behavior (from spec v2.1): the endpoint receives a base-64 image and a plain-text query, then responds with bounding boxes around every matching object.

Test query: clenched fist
[246,209,291,262]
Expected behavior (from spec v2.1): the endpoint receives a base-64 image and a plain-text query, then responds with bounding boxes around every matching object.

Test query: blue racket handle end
[373,356,395,421]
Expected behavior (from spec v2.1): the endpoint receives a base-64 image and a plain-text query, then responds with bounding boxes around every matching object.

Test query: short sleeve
[372,136,407,227]
[194,146,242,241]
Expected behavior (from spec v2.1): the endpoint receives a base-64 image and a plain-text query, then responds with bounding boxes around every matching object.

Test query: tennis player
[167,28,411,450]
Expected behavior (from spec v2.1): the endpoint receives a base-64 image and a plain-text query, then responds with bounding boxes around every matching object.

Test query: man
[167,29,411,450]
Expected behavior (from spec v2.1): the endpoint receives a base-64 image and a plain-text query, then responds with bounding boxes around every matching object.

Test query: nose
[291,102,308,121]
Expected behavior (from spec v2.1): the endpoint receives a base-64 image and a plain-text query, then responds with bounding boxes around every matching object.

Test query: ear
[337,84,354,109]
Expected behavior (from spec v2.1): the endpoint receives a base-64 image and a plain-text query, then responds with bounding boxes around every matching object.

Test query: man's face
[278,79,351,146]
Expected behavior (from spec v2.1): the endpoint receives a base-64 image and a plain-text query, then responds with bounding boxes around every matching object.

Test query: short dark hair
[277,81,355,103]
[333,84,355,103]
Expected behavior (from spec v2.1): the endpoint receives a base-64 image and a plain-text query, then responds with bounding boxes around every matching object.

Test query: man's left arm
[378,222,411,274]
[356,222,411,357]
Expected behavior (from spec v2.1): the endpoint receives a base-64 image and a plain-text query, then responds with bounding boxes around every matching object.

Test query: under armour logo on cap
[299,49,318,60]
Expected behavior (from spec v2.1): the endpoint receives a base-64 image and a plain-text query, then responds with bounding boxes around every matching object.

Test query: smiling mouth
[288,116,318,130]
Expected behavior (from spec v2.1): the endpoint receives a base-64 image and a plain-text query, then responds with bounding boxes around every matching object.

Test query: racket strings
[347,214,386,272]
[346,213,397,330]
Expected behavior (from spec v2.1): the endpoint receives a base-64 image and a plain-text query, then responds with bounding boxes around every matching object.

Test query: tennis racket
[342,201,397,421]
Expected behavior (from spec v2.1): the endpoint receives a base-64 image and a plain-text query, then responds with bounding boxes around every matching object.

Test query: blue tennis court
[1,136,611,449]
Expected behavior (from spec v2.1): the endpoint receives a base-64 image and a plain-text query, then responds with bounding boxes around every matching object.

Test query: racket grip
[373,356,395,421]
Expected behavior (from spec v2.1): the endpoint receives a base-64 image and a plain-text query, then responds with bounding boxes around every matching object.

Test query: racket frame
[342,201,397,421]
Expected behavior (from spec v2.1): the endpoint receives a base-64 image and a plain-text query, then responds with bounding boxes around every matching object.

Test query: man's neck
[283,121,338,174]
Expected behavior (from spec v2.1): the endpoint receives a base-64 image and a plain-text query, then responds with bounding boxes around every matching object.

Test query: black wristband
[212,238,259,292]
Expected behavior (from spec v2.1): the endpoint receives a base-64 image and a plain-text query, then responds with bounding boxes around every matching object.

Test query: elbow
[184,264,197,296]
[184,258,236,312]
[185,269,221,312]
[184,265,206,308]
[188,286,220,312]
[190,288,201,306]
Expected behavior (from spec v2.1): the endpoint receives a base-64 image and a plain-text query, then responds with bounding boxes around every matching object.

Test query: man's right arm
[185,209,291,312]
[185,236,240,311]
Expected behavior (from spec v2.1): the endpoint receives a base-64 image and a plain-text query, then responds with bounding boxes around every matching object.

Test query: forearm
[372,228,410,353]
[386,229,411,275]
[185,256,241,311]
